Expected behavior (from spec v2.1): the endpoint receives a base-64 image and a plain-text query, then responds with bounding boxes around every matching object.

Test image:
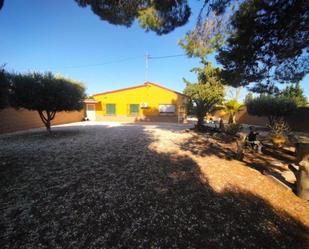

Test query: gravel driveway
[0,122,308,249]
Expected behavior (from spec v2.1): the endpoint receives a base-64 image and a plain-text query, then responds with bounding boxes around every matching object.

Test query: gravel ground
[0,121,308,249]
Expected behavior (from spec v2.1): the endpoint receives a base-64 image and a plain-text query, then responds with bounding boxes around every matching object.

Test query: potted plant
[268,119,290,147]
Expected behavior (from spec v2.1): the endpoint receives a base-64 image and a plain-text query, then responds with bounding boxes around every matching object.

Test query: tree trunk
[196,103,206,130]
[197,116,204,129]
[46,119,51,133]
[228,114,236,124]
[232,114,236,124]
[296,143,309,200]
[38,110,56,133]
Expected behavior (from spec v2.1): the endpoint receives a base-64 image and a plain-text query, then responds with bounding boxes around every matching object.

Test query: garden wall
[0,107,84,134]
[285,107,309,133]
[213,107,309,133]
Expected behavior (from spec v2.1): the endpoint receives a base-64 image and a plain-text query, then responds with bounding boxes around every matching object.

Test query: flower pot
[271,135,286,148]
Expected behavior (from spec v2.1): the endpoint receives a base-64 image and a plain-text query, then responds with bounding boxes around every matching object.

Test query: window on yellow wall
[129,104,139,115]
[159,104,176,113]
[106,104,116,115]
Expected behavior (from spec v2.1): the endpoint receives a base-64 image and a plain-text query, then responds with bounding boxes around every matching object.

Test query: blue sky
[0,0,308,99]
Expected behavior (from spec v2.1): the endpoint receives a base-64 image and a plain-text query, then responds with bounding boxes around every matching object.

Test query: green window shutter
[106,104,116,114]
[130,104,139,114]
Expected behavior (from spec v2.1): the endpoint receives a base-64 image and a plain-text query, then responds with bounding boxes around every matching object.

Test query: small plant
[268,119,290,147]
[225,123,243,135]
[268,119,290,136]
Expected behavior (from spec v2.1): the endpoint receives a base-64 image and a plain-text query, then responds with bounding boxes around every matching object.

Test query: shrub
[268,119,290,136]
[246,95,297,126]
[225,123,243,135]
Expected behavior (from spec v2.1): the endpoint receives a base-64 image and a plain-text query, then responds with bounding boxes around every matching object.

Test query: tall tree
[75,0,191,35]
[0,67,9,110]
[9,72,85,132]
[180,0,309,94]
[1,0,307,92]
[217,0,309,93]
[279,83,308,107]
[184,60,224,128]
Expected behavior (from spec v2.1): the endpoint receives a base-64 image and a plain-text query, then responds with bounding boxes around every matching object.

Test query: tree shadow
[180,129,299,191]
[0,128,84,142]
[0,124,308,248]
[262,143,296,163]
[241,145,297,190]
[179,132,236,160]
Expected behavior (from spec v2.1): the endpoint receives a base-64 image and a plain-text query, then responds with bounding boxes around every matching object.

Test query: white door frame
[86,103,96,121]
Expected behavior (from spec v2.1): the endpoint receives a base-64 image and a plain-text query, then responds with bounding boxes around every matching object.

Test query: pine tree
[279,83,308,107]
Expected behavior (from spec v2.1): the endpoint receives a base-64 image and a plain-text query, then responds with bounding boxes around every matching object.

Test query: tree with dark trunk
[0,67,9,110]
[9,72,85,132]
[180,0,309,94]
[184,60,224,129]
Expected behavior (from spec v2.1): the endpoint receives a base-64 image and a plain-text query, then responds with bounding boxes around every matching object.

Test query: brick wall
[0,108,84,134]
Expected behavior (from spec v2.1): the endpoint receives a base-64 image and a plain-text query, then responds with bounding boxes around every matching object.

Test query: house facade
[84,82,188,123]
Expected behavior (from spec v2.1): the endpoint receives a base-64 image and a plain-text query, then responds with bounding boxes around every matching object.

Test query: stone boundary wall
[0,108,84,134]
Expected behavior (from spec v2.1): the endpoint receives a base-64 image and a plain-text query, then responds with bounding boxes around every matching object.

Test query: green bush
[10,72,86,132]
[225,123,243,135]
[246,95,297,125]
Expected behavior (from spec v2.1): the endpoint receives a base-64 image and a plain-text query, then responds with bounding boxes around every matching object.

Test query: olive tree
[10,72,85,132]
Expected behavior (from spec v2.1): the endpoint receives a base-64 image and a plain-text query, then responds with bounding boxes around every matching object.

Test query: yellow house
[84,82,188,123]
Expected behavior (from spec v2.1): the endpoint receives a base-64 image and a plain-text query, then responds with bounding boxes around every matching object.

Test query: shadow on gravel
[0,124,308,249]
[1,129,84,142]
[179,133,236,160]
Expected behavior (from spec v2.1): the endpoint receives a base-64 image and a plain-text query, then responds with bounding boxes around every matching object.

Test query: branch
[50,111,56,120]
[38,111,48,125]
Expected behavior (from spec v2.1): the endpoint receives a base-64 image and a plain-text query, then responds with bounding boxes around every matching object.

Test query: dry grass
[0,122,308,249]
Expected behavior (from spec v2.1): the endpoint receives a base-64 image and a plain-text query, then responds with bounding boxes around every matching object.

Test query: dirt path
[0,122,308,249]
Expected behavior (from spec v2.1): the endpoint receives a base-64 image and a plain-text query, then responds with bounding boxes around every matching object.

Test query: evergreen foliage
[217,0,309,93]
[75,0,191,35]
[0,67,9,110]
[180,0,309,93]
[9,72,85,132]
[246,95,297,126]
[184,60,224,128]
[278,83,308,107]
